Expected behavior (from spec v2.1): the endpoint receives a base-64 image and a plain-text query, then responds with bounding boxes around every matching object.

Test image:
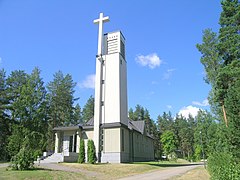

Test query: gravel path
[0,163,9,168]
[119,164,202,180]
[38,163,103,178]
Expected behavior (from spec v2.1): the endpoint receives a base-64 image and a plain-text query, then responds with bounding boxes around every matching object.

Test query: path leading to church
[119,164,203,180]
[38,163,103,179]
[0,163,9,168]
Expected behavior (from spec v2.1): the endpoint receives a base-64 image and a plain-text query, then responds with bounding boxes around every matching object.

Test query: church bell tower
[103,31,128,126]
[93,13,128,162]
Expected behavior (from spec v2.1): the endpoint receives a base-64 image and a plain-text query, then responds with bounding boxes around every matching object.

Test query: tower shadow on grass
[131,162,202,168]
[148,163,202,168]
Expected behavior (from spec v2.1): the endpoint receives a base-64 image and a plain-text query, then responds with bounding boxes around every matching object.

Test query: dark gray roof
[53,117,153,138]
[85,117,94,126]
[53,126,80,131]
[129,119,154,139]
[130,120,145,134]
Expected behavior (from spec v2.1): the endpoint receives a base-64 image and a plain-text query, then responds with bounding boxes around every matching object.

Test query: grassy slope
[61,162,161,179]
[0,168,88,180]
[171,167,210,180]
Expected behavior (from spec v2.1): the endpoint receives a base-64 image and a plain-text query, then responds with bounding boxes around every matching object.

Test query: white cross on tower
[94,13,110,56]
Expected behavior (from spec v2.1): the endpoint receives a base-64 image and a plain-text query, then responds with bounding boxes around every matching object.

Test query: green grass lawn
[0,167,88,180]
[171,167,210,180]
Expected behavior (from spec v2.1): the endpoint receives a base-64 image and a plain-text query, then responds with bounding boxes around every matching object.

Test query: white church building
[52,13,154,163]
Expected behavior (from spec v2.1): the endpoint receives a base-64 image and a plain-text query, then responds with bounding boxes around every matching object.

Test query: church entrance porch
[54,126,80,162]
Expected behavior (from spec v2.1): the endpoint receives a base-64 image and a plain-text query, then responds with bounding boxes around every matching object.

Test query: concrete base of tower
[100,152,121,163]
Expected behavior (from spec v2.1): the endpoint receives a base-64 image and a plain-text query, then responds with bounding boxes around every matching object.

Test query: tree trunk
[222,104,228,127]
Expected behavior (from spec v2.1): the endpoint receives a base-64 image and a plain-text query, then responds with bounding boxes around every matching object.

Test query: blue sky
[0,1,222,120]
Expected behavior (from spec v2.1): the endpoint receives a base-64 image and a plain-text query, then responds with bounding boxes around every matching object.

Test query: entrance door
[69,135,77,152]
[63,136,70,156]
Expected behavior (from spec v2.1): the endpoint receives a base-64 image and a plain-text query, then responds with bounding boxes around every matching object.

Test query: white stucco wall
[103,32,128,126]
[120,55,128,126]
[103,128,121,152]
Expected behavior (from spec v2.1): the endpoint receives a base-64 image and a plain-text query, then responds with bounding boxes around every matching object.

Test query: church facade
[53,13,154,163]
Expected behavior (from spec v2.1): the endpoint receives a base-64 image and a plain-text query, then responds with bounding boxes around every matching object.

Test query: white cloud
[163,68,176,80]
[0,57,2,64]
[135,53,162,69]
[79,74,95,89]
[192,99,209,107]
[178,105,200,118]
[167,105,172,109]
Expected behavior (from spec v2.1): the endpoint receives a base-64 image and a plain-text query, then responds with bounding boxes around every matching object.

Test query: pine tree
[157,111,174,134]
[73,103,82,125]
[47,71,76,150]
[0,69,10,160]
[6,70,28,121]
[218,0,240,65]
[47,71,76,127]
[128,108,134,120]
[82,96,94,122]
[6,68,48,159]
[133,104,144,121]
[197,0,240,159]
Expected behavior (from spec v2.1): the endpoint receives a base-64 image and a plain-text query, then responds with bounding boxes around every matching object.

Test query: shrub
[78,139,85,163]
[168,152,177,162]
[87,140,96,164]
[207,152,240,180]
[10,147,34,170]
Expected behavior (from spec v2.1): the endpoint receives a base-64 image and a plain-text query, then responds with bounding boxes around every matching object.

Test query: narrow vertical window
[121,129,124,151]
[73,134,77,152]
[69,136,73,152]
[100,128,104,151]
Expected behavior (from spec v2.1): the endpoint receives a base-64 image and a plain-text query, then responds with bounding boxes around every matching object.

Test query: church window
[100,129,104,151]
[69,136,73,152]
[121,129,124,151]
[73,134,77,152]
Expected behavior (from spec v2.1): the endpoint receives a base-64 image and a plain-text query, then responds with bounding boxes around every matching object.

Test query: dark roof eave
[82,125,94,130]
[53,126,80,131]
